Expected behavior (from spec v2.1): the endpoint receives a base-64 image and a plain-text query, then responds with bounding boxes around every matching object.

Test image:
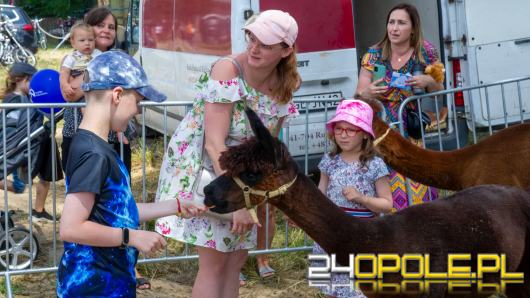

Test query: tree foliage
[15,0,96,18]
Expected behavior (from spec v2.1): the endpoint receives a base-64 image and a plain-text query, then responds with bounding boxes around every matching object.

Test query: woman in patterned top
[154,10,300,298]
[354,3,444,210]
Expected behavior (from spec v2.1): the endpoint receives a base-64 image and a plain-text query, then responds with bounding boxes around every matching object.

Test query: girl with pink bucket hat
[313,99,392,298]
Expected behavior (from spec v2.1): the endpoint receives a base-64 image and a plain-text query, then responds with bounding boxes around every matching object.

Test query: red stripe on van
[260,0,355,53]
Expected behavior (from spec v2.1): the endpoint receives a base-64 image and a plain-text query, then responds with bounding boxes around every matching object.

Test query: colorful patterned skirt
[389,171,438,211]
[381,101,438,211]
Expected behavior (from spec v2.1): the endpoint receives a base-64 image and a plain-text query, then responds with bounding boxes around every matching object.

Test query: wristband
[120,227,129,248]
[176,199,182,217]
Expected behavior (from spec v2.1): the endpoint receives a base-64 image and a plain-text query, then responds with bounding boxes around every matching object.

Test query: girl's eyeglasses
[333,126,362,137]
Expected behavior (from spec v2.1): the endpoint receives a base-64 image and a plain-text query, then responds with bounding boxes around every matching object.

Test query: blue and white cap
[82,50,166,102]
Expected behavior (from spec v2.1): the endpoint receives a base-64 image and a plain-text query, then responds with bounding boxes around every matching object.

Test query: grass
[0,46,72,87]
[0,278,22,296]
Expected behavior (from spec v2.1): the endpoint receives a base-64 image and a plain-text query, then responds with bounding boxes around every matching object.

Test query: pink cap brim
[244,22,284,46]
[326,115,375,138]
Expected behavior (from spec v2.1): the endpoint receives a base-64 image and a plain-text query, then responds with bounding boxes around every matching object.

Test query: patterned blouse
[318,153,389,218]
[361,40,440,104]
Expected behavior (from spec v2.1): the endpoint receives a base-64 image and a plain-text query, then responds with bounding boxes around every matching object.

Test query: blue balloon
[29,69,65,117]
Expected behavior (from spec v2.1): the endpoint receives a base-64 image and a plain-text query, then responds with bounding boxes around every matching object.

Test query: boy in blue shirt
[57,51,206,297]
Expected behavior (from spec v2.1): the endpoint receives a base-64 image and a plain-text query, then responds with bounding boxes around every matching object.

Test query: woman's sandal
[258,265,275,279]
[136,277,151,290]
[239,273,247,287]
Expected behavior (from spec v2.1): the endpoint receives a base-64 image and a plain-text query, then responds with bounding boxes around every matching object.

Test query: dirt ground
[2,187,319,297]
[0,132,320,297]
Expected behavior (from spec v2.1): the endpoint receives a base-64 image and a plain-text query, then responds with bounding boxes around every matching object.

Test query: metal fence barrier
[0,74,529,297]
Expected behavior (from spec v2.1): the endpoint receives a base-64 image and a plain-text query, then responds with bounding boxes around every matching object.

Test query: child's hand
[180,200,208,218]
[129,229,166,254]
[342,186,366,204]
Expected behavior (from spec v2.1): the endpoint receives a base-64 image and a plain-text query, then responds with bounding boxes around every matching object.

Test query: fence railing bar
[3,109,10,271]
[26,107,34,269]
[51,109,58,267]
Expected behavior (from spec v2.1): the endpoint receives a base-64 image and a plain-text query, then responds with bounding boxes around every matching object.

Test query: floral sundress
[155,72,298,252]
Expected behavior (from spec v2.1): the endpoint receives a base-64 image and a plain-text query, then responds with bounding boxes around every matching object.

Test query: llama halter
[233,175,298,223]
[374,127,391,146]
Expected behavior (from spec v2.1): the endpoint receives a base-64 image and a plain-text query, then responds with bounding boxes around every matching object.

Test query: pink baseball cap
[326,99,375,138]
[243,10,298,47]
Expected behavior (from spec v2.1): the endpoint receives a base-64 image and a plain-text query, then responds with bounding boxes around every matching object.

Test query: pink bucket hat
[243,10,298,47]
[326,99,375,138]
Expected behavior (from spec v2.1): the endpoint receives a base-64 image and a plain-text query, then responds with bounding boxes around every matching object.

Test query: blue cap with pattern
[82,50,166,102]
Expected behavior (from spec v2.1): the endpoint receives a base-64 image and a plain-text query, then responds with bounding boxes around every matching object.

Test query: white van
[122,0,530,173]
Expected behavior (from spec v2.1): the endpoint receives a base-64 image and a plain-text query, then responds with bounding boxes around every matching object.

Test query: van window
[142,0,231,55]
[260,0,355,53]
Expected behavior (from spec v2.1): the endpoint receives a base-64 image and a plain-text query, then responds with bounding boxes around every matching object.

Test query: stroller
[0,100,63,270]
[0,210,39,270]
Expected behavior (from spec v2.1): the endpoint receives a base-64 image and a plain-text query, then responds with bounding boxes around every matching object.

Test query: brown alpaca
[204,108,530,297]
[369,101,530,190]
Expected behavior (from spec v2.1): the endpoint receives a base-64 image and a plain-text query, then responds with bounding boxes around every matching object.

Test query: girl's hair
[376,3,425,64]
[274,43,301,104]
[328,128,377,169]
[0,72,30,99]
[69,22,94,41]
[84,7,117,50]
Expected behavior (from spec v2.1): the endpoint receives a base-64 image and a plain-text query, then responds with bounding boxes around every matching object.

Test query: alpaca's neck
[275,174,378,263]
[373,117,463,190]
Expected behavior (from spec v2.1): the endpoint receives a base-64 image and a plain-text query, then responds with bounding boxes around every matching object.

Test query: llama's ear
[245,107,278,162]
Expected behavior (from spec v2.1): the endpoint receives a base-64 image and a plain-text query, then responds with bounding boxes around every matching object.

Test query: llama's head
[203,108,299,213]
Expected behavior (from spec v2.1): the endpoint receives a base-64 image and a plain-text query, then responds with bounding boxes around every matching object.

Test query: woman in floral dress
[155,10,300,298]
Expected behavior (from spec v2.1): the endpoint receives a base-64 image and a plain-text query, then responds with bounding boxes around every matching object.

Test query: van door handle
[514,38,530,45]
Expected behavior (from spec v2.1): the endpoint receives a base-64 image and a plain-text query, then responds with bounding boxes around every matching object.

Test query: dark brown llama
[203,108,530,297]
[368,100,530,190]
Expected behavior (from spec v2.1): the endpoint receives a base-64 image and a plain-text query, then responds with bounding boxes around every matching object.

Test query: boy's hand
[342,186,366,204]
[128,229,166,254]
[180,200,208,217]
